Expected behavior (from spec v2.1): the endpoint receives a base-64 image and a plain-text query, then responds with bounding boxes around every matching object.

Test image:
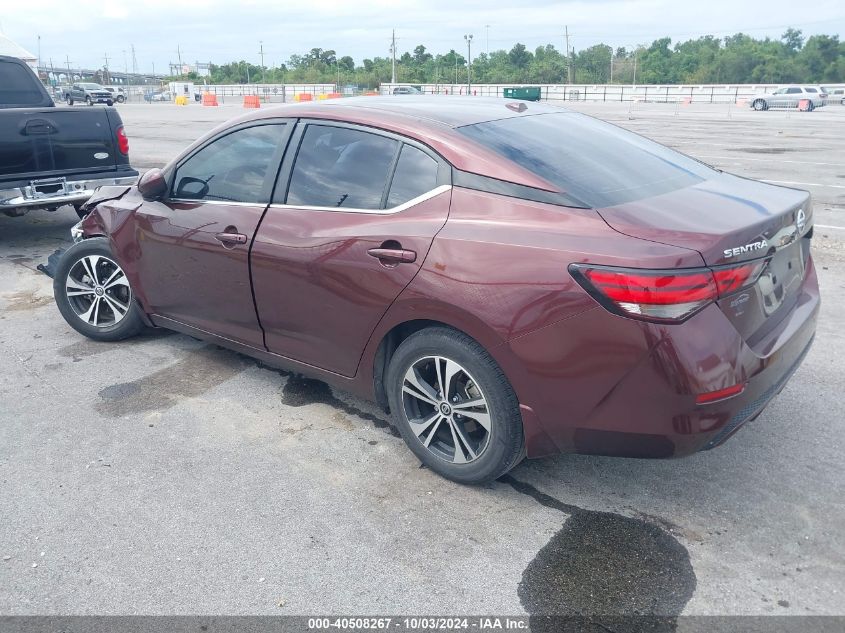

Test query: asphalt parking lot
[1,101,843,620]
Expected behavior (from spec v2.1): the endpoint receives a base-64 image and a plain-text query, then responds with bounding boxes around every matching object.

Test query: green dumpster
[503,87,541,101]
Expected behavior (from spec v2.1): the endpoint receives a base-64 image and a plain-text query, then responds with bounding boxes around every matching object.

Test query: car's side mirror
[174,176,209,200]
[138,168,168,201]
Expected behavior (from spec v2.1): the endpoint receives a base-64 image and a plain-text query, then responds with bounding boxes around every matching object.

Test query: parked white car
[821,86,845,105]
[750,86,828,111]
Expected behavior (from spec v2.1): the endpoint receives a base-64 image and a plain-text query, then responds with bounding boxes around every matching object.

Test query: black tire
[66,97,73,106]
[807,102,815,112]
[117,95,125,103]
[106,99,114,106]
[753,99,766,111]
[53,237,145,342]
[86,96,93,106]
[386,327,524,485]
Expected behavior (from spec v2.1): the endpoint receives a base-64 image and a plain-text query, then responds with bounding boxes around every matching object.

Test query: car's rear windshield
[0,60,47,106]
[458,112,715,207]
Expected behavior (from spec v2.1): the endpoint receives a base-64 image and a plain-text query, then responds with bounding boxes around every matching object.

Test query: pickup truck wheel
[86,96,93,106]
[106,99,114,106]
[53,238,144,342]
[66,97,73,106]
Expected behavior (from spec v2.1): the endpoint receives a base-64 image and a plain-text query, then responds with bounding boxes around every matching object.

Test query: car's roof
[206,96,570,191]
[317,95,567,128]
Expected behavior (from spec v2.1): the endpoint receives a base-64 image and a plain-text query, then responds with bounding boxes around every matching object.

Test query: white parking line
[696,155,843,167]
[763,180,845,190]
[815,224,845,231]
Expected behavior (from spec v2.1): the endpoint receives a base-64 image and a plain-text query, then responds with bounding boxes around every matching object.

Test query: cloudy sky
[2,0,843,73]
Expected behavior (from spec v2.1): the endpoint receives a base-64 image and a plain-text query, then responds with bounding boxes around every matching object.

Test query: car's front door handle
[215,231,247,245]
[367,247,417,264]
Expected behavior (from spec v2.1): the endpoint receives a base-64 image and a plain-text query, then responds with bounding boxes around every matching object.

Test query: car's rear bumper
[508,255,820,459]
[0,174,138,211]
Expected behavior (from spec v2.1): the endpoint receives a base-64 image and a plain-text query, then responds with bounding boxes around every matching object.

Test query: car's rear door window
[458,112,715,207]
[0,59,46,106]
[172,124,287,203]
[285,125,399,209]
[386,145,439,207]
[786,87,802,94]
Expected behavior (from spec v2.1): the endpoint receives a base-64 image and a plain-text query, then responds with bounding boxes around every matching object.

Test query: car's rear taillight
[116,125,129,155]
[569,261,764,323]
[695,383,746,404]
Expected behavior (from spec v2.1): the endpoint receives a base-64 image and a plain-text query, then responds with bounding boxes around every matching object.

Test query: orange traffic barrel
[243,95,260,108]
[202,93,219,106]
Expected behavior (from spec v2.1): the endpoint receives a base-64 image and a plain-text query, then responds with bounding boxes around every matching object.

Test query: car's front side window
[172,124,286,203]
[285,125,399,210]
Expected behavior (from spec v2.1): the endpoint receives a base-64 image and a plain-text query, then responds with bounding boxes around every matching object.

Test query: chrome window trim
[268,184,451,215]
[166,199,271,207]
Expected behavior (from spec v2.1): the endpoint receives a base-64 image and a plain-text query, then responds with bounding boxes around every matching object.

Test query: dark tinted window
[173,124,285,203]
[286,125,398,209]
[786,88,802,94]
[458,112,715,207]
[386,145,439,207]
[0,60,46,106]
[804,88,817,93]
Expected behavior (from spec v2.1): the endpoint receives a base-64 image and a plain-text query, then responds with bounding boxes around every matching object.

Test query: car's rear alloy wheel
[402,356,492,464]
[53,237,144,342]
[753,99,766,111]
[387,327,524,484]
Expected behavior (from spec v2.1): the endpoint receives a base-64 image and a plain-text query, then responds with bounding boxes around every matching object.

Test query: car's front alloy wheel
[53,237,145,341]
[387,327,524,484]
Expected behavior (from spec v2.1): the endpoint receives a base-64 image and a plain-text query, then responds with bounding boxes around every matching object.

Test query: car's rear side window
[457,112,715,207]
[0,60,46,106]
[285,125,399,209]
[386,145,439,207]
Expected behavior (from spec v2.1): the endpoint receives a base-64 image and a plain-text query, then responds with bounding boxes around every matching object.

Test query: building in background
[0,33,37,69]
[168,62,211,78]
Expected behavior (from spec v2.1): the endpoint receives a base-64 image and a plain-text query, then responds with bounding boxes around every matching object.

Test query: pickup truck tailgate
[0,107,125,179]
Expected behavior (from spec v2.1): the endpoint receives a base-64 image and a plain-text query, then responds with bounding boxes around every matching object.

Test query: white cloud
[1,0,842,72]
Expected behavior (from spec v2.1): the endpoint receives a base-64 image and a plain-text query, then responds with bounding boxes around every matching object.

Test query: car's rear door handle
[215,231,247,245]
[367,247,417,264]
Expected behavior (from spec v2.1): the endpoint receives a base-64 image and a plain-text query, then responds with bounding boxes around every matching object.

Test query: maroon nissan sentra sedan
[53,97,819,484]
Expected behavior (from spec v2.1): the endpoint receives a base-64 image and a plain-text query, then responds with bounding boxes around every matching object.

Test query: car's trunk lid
[597,174,813,345]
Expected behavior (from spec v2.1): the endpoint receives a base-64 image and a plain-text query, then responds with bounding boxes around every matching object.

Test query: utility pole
[37,35,41,70]
[464,34,473,93]
[390,29,396,84]
[131,44,138,76]
[633,49,638,87]
[259,41,265,82]
[177,45,183,77]
[65,55,72,84]
[103,53,110,84]
[564,25,571,84]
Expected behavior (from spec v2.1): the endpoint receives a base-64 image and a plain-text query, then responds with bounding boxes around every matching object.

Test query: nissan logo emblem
[796,208,807,233]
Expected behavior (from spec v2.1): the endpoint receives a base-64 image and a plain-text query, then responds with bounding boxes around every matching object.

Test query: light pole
[464,34,473,94]
[259,41,265,83]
